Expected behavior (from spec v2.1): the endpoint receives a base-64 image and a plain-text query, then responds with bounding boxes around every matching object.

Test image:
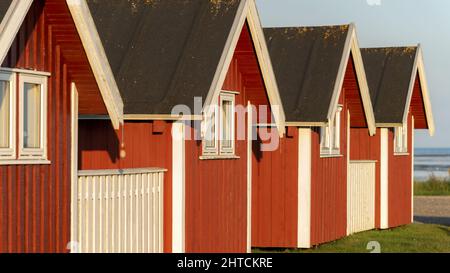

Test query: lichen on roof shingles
[323,25,349,40]
[365,47,417,57]
[123,0,239,16]
[209,0,240,15]
[127,0,161,13]
[274,25,349,46]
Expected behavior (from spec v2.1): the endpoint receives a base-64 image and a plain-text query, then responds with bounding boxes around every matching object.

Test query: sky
[256,0,450,148]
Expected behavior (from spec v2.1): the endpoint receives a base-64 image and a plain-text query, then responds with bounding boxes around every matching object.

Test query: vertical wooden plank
[110,175,116,253]
[159,172,164,252]
[99,176,104,253]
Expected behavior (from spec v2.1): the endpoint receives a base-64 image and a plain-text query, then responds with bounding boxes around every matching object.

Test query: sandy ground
[414,196,450,226]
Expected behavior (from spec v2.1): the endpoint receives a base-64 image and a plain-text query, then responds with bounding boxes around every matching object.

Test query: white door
[347,161,376,235]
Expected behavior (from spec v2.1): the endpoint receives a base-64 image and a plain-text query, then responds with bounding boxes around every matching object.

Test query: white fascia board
[203,0,286,137]
[246,0,286,136]
[413,46,435,136]
[66,0,124,130]
[349,25,377,136]
[329,23,376,136]
[0,0,33,65]
[327,23,353,129]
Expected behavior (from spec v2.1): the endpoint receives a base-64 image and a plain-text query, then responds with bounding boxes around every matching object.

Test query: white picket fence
[347,161,376,235]
[76,168,165,253]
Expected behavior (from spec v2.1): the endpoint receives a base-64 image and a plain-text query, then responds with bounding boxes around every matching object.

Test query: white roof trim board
[0,0,33,65]
[0,0,124,130]
[329,23,377,136]
[204,0,286,136]
[67,0,124,129]
[404,46,435,136]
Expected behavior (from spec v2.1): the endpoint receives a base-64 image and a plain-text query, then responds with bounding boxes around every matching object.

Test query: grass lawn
[254,224,450,253]
[415,178,450,196]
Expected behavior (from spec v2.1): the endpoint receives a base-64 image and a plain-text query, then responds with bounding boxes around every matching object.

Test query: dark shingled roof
[0,0,12,23]
[86,0,242,115]
[361,47,417,124]
[264,25,350,123]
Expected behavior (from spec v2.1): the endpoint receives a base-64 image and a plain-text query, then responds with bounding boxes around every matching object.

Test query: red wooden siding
[0,0,106,253]
[410,75,428,129]
[310,89,348,246]
[388,113,413,228]
[251,128,298,248]
[78,120,173,253]
[345,55,367,128]
[227,25,272,123]
[185,123,248,253]
[350,128,381,228]
[309,53,372,246]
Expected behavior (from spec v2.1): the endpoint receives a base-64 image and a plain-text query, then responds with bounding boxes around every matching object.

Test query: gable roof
[82,0,286,133]
[264,24,376,135]
[86,0,241,115]
[361,46,435,135]
[361,47,416,125]
[0,0,124,129]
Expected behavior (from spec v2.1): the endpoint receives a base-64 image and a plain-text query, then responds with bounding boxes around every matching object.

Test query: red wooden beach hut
[76,0,286,253]
[253,24,376,249]
[0,0,123,253]
[359,46,435,229]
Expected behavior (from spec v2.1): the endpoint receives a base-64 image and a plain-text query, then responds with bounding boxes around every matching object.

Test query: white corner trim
[380,128,389,229]
[246,102,253,253]
[346,110,350,236]
[70,83,79,253]
[203,0,286,137]
[0,0,33,65]
[411,116,415,223]
[172,121,186,253]
[298,128,311,248]
[66,0,124,130]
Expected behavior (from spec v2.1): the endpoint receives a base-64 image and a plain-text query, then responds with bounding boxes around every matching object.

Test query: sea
[414,148,450,181]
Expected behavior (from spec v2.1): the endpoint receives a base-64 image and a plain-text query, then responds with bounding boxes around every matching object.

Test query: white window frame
[18,74,48,160]
[201,91,237,157]
[0,72,16,160]
[394,122,408,154]
[320,105,343,156]
[219,93,235,155]
[202,104,219,156]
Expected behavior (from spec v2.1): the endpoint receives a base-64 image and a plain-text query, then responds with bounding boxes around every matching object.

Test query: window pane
[221,100,232,149]
[205,111,216,149]
[320,126,330,150]
[403,123,408,152]
[23,83,41,149]
[334,113,340,149]
[0,80,10,148]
